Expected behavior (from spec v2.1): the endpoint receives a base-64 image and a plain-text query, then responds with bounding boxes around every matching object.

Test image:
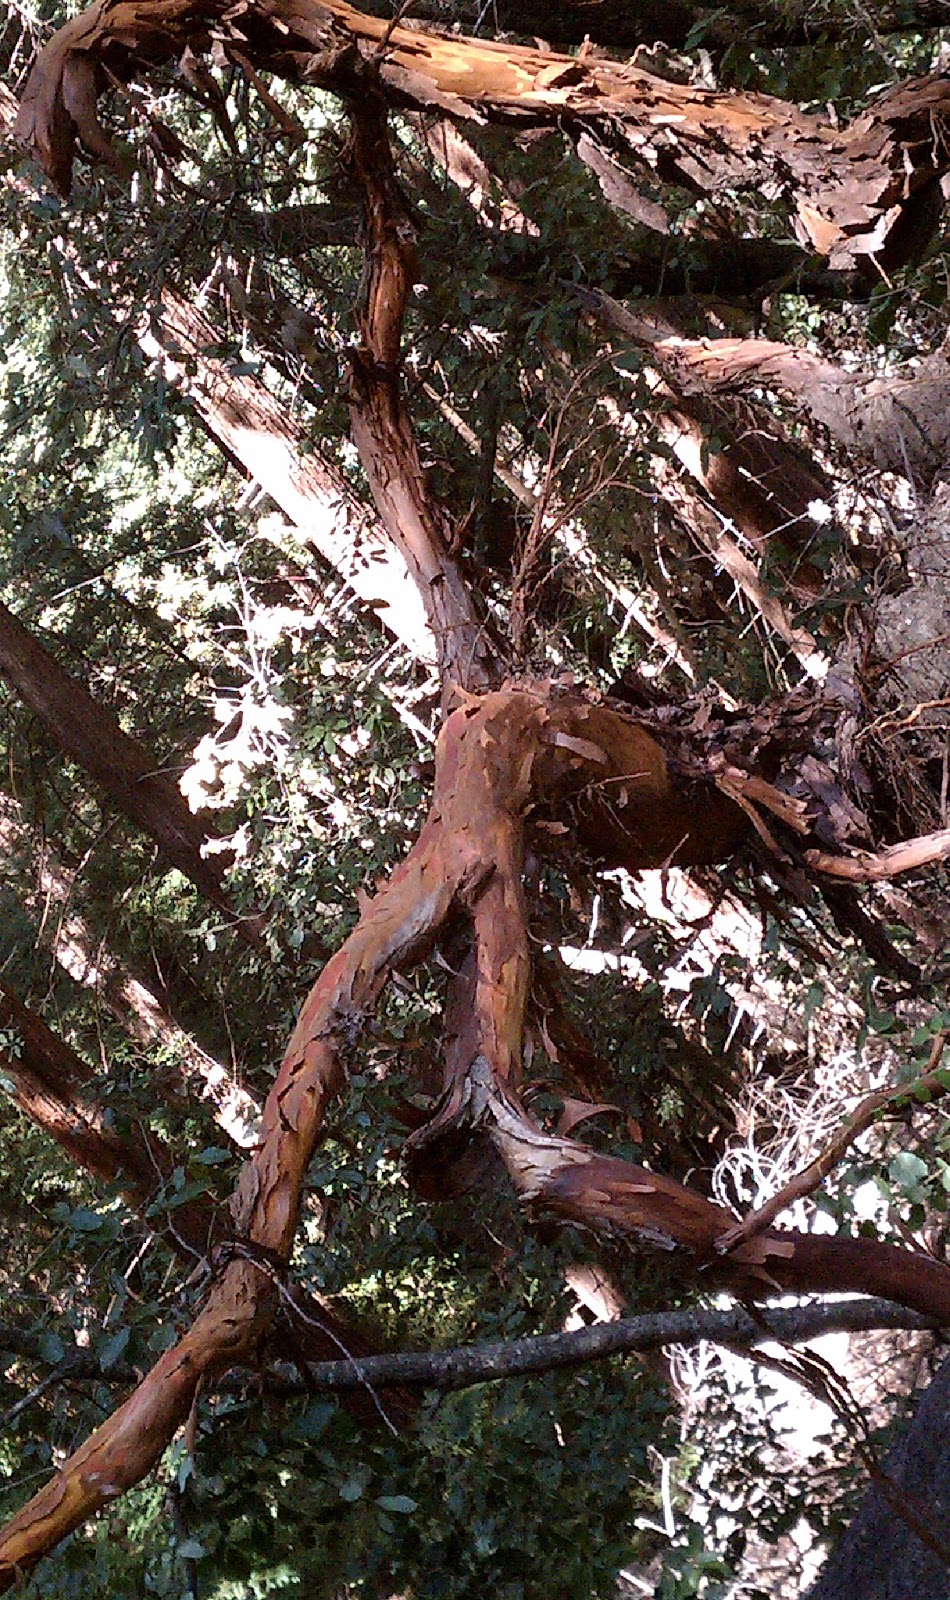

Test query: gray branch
[0,1299,936,1402]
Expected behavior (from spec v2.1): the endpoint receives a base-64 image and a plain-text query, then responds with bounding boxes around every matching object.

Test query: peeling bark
[16,0,950,269]
[7,19,950,1586]
[1,681,949,1587]
[589,290,950,487]
[140,290,435,664]
[346,91,494,691]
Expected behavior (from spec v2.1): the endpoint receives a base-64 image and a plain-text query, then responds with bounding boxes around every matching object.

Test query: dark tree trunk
[808,1355,950,1600]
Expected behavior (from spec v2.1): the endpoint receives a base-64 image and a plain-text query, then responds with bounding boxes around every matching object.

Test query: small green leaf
[376,1495,417,1515]
[99,1326,131,1370]
[39,1331,65,1364]
[889,1151,928,1187]
[69,1206,107,1232]
[192,1146,234,1165]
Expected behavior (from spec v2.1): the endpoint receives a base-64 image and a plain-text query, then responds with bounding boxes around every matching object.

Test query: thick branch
[0,599,260,939]
[17,0,950,268]
[585,290,950,487]
[346,91,494,690]
[477,1066,950,1322]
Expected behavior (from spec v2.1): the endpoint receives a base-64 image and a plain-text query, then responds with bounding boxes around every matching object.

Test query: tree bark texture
[140,290,435,665]
[808,1353,950,1600]
[585,289,950,488]
[16,0,950,270]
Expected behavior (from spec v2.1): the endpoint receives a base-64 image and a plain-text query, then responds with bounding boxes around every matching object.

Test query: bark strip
[17,0,950,269]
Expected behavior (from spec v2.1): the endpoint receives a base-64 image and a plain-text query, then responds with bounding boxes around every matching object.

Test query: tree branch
[295,1298,936,1393]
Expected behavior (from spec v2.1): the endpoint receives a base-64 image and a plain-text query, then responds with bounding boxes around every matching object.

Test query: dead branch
[715,1031,950,1255]
[807,826,950,881]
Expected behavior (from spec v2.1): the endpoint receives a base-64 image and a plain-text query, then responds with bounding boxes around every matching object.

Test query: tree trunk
[807,1354,950,1600]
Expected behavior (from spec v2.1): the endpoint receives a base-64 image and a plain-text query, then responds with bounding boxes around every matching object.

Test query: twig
[715,1030,950,1256]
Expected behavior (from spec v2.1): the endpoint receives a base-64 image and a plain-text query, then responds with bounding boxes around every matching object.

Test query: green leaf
[98,1326,131,1369]
[39,1331,65,1364]
[177,1538,206,1560]
[888,1151,928,1187]
[69,1206,108,1233]
[192,1146,234,1165]
[376,1495,417,1515]
[294,1401,335,1441]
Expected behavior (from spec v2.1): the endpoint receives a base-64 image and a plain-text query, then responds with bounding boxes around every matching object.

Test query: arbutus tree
[2,2,950,1593]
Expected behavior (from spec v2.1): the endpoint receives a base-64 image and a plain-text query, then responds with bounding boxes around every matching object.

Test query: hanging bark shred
[16,0,950,271]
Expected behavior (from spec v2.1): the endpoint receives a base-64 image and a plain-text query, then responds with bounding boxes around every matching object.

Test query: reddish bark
[0,979,220,1260]
[346,94,493,691]
[0,599,260,939]
[1,682,948,1587]
[6,29,950,1589]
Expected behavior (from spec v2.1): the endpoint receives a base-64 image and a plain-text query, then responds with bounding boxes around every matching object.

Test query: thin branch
[716,1031,950,1256]
[0,1300,933,1401]
[294,1298,935,1394]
